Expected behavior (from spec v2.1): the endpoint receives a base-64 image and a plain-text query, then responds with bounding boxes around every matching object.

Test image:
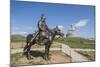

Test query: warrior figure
[38,14,49,32]
[37,14,50,40]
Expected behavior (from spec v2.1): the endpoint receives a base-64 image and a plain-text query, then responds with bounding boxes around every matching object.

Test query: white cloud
[11,31,28,36]
[12,26,33,32]
[26,27,33,30]
[58,25,64,31]
[74,19,89,28]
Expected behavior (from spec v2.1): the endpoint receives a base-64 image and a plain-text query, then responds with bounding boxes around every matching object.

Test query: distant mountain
[11,34,26,42]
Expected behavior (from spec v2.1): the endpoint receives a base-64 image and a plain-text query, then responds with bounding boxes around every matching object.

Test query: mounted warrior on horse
[23,14,64,60]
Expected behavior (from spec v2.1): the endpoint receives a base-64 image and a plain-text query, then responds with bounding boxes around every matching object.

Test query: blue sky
[11,0,95,38]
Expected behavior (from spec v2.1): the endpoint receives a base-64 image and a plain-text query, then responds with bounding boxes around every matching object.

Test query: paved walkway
[61,44,90,62]
[70,49,89,62]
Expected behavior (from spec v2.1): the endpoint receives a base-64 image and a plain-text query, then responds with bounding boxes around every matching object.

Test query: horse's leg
[44,44,50,60]
[23,40,32,56]
[23,41,29,55]
[47,44,51,60]
[44,45,48,60]
[26,43,34,59]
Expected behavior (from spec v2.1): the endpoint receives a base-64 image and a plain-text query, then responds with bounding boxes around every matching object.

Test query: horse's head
[53,26,64,37]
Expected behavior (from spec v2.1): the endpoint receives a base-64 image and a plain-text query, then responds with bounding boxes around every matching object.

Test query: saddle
[34,31,51,45]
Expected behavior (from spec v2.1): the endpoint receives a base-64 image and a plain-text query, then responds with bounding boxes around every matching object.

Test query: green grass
[55,37,95,49]
[11,53,23,66]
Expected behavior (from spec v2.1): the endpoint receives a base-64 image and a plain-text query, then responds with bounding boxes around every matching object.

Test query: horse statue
[23,26,64,60]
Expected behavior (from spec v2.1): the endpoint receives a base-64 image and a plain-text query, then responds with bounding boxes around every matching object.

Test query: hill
[11,35,26,42]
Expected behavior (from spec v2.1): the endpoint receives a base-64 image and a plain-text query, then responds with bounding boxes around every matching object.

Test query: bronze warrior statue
[23,14,64,60]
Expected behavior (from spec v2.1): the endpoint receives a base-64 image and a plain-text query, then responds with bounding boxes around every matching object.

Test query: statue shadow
[29,50,45,59]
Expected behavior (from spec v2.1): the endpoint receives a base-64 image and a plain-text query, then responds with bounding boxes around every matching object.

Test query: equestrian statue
[23,14,64,60]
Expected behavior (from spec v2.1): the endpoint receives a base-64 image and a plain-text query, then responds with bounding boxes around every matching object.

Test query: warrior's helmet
[41,14,46,21]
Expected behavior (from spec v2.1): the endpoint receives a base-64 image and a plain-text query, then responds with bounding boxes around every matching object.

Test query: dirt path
[11,48,61,54]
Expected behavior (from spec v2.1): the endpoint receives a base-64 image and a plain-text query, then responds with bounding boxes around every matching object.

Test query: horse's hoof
[27,56,33,60]
[22,52,25,56]
[48,57,51,60]
[27,57,31,60]
[30,57,33,59]
[45,58,48,61]
[44,57,50,61]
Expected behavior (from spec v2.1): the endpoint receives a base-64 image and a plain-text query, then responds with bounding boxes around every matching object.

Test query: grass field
[55,37,95,49]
